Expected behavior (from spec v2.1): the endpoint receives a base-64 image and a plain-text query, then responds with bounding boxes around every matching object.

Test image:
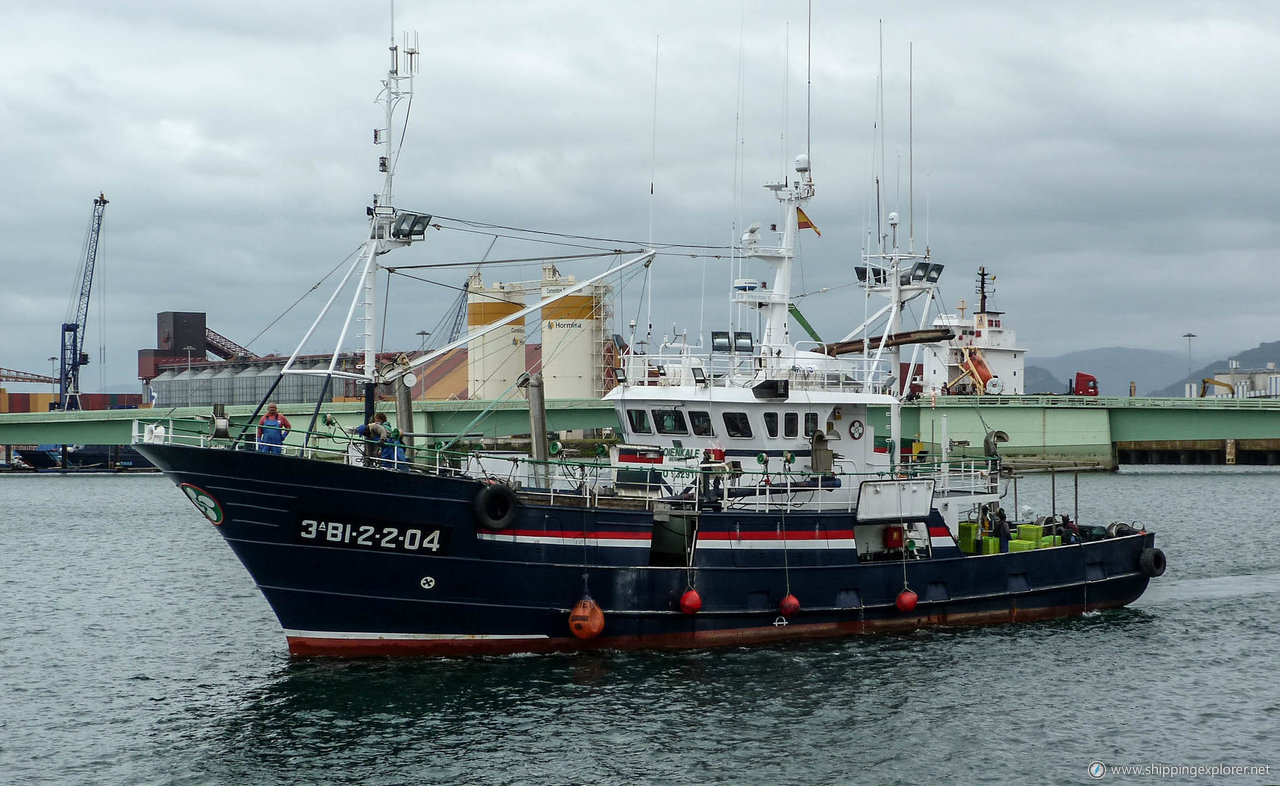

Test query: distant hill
[1025,347,1185,396]
[1023,365,1067,395]
[1150,340,1280,397]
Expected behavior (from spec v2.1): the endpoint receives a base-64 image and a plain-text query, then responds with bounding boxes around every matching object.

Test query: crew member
[381,428,409,470]
[355,412,390,465]
[257,403,291,454]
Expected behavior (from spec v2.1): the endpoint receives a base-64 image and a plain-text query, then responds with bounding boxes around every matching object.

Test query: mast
[360,22,420,397]
[263,6,428,443]
[737,154,814,365]
[887,211,902,466]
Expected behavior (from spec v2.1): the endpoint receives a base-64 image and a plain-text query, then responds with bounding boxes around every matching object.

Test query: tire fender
[1139,547,1166,578]
[473,482,519,530]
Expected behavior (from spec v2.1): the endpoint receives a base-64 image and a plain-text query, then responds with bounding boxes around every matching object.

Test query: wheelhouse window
[689,410,714,436]
[784,412,799,438]
[652,409,688,435]
[803,412,819,438]
[627,409,652,435]
[723,412,753,438]
[763,412,779,439]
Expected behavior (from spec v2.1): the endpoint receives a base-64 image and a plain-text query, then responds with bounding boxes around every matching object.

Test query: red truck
[1069,372,1099,396]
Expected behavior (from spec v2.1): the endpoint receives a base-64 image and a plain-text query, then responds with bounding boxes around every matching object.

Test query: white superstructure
[604,155,1000,529]
[919,268,1027,395]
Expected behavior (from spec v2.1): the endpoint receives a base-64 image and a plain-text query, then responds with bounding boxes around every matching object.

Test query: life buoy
[473,482,519,530]
[1139,547,1166,578]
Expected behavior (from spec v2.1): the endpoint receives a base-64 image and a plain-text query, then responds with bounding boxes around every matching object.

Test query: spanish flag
[796,207,821,236]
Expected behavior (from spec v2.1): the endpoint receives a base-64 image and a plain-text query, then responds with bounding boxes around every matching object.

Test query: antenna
[649,35,659,249]
[647,35,659,343]
[806,0,812,166]
[878,20,886,251]
[731,10,746,337]
[781,23,790,183]
[909,42,914,253]
[375,1,418,209]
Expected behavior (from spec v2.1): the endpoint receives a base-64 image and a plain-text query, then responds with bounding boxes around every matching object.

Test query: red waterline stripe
[284,599,1131,658]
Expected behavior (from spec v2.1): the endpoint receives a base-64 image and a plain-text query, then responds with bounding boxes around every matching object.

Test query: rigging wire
[243,246,362,351]
[379,268,393,357]
[389,251,637,271]
[428,214,729,254]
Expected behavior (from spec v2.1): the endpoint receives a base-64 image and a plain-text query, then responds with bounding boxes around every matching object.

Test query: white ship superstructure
[919,267,1026,395]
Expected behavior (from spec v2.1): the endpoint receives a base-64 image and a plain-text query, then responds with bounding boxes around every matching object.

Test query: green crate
[958,537,977,554]
[1038,534,1062,548]
[981,536,1001,554]
[959,522,980,543]
[1009,539,1037,552]
[1017,524,1043,542]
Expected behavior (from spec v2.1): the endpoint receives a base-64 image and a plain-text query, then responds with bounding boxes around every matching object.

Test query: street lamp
[1182,333,1196,378]
[48,356,57,394]
[416,330,431,351]
[183,345,196,408]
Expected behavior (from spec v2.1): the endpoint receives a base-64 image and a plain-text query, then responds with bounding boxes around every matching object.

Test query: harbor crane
[60,193,108,411]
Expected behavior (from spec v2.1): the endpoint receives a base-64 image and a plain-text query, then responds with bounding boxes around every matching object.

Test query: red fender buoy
[679,589,702,615]
[569,596,605,639]
[896,589,919,613]
[779,594,801,617]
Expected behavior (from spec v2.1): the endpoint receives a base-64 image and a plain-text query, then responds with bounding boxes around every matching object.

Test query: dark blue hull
[138,443,1157,656]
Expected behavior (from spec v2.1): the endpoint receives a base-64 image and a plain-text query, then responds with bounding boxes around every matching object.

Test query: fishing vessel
[134,19,1164,657]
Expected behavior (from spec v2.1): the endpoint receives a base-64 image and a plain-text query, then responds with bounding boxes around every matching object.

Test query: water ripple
[2,470,1279,784]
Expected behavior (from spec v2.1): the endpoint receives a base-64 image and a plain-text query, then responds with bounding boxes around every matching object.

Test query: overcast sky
[3,1,1278,392]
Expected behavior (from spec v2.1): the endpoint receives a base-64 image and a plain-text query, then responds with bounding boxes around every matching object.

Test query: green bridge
[901,395,1280,467]
[3,395,1280,468]
[0,398,617,449]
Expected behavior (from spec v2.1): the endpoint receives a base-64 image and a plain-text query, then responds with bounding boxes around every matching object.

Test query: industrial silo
[539,264,609,399]
[466,272,526,399]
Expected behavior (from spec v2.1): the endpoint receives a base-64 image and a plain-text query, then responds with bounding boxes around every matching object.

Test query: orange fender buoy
[679,589,702,614]
[569,596,605,639]
[779,593,801,617]
[896,589,919,613]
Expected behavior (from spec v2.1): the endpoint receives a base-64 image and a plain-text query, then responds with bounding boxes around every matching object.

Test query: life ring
[473,482,519,530]
[1139,547,1166,578]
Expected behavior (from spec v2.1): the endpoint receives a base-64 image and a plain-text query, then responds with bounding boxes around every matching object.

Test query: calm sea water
[2,468,1278,785]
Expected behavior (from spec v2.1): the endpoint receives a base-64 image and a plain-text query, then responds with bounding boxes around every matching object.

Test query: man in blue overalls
[380,428,409,470]
[257,402,291,453]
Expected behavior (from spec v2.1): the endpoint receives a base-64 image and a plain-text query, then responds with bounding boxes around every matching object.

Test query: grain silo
[466,272,526,399]
[539,264,610,399]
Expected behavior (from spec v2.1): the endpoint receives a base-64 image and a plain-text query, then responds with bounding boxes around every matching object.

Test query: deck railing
[619,347,892,395]
[132,419,999,516]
